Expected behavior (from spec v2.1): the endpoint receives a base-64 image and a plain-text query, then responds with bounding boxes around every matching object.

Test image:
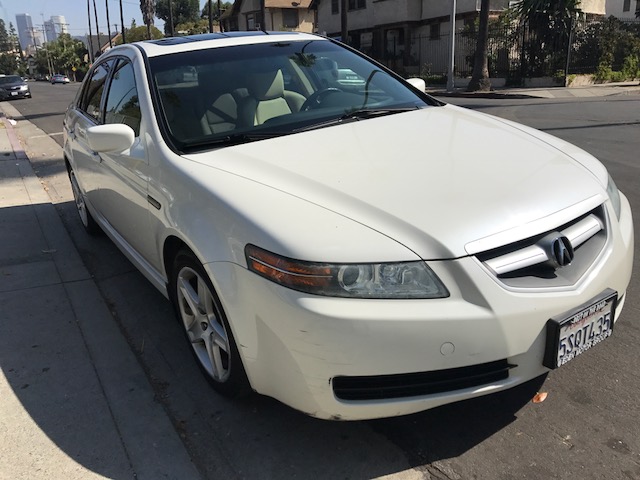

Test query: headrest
[198,67,232,94]
[249,70,284,101]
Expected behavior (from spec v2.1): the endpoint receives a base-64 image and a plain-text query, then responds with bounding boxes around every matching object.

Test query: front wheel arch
[66,158,101,236]
[168,248,252,398]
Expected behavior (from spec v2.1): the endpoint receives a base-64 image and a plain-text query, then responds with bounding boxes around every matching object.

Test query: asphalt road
[8,81,640,480]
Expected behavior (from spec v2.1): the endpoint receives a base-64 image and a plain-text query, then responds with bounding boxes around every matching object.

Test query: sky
[0,0,183,38]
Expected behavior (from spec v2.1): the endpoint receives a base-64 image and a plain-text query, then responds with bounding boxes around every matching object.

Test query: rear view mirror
[86,124,135,153]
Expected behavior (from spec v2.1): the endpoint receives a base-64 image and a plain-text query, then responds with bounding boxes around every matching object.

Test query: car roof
[116,31,327,58]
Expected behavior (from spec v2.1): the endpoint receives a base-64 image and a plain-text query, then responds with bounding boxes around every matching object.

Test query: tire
[170,249,251,398]
[68,167,101,235]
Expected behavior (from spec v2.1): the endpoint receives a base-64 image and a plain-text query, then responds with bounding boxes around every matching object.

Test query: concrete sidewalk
[0,105,202,479]
[428,80,640,99]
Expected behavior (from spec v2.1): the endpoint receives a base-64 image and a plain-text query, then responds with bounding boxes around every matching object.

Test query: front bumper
[0,89,30,100]
[207,196,633,420]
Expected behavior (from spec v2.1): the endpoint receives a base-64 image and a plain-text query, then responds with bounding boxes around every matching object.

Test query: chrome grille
[477,205,608,288]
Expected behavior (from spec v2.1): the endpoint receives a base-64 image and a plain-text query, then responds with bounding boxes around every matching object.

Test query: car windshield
[148,39,434,151]
[0,76,23,84]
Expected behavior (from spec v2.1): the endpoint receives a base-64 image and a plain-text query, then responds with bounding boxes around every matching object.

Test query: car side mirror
[86,124,135,153]
[406,77,426,93]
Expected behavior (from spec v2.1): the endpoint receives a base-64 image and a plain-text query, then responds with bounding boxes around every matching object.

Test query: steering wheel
[301,88,343,111]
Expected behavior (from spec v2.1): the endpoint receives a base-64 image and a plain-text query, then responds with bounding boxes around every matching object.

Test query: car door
[96,57,157,266]
[66,60,113,214]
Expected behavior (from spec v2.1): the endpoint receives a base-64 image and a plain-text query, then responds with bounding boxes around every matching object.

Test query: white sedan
[63,32,634,420]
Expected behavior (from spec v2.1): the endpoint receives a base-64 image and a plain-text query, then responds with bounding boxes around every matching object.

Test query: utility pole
[105,0,113,47]
[208,0,213,33]
[87,0,94,62]
[119,0,126,43]
[168,0,174,36]
[218,0,223,32]
[35,24,53,76]
[92,0,100,55]
[447,0,456,92]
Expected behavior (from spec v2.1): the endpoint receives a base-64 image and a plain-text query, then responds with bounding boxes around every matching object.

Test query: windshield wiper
[182,132,283,151]
[294,106,419,133]
[340,106,419,120]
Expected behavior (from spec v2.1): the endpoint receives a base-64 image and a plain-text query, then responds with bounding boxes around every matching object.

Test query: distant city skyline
[1,0,167,39]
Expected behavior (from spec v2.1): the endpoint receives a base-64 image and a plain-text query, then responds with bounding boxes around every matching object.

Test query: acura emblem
[543,234,574,268]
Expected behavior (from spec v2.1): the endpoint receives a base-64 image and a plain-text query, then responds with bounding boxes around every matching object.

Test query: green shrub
[622,55,640,79]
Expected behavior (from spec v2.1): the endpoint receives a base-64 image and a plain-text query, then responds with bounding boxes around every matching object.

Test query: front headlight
[19,85,28,91]
[607,174,621,220]
[245,244,449,299]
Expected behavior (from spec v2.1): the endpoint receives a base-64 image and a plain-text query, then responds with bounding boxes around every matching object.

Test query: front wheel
[170,250,251,398]
[68,167,100,235]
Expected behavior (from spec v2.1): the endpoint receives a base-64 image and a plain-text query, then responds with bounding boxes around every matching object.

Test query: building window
[282,9,299,28]
[348,0,365,11]
[623,0,631,11]
[331,0,339,14]
[246,12,263,30]
[430,22,440,40]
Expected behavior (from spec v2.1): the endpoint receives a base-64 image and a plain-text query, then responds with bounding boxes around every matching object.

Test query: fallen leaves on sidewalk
[532,391,548,403]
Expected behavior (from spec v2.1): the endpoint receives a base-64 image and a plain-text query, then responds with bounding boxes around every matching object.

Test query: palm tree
[467,0,491,92]
[512,0,580,29]
[513,0,581,76]
[140,0,155,40]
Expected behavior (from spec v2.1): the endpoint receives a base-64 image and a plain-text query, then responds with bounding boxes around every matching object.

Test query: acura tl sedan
[63,32,634,420]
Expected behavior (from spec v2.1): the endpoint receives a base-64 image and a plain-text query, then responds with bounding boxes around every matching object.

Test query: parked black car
[0,75,31,100]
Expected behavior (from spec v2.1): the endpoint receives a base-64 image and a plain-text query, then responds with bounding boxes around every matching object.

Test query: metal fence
[398,18,640,82]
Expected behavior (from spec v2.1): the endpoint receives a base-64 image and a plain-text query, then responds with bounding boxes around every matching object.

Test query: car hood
[185,105,608,259]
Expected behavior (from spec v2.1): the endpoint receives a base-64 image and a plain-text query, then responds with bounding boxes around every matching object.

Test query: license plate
[11,91,17,96]
[543,289,617,369]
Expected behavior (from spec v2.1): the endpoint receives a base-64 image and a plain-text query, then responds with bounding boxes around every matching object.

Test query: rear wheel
[170,250,251,398]
[68,167,100,235]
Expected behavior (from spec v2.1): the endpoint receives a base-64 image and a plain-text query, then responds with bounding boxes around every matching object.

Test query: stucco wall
[580,0,607,15]
[605,0,639,19]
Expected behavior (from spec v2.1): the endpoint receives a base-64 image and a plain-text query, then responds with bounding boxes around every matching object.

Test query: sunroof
[146,30,300,46]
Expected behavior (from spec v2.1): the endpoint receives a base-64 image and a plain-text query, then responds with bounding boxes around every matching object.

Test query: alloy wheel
[176,266,231,382]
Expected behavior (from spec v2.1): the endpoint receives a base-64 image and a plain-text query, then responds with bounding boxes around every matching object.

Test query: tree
[140,0,156,40]
[0,19,10,52]
[0,53,18,73]
[200,2,232,21]
[156,0,200,35]
[39,34,87,79]
[175,19,210,34]
[33,48,51,75]
[512,0,581,28]
[9,23,19,52]
[121,24,164,43]
[467,0,491,91]
[512,0,581,76]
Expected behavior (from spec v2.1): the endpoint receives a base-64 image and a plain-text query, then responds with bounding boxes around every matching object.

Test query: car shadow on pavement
[0,201,138,479]
[368,374,547,468]
[2,195,555,480]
